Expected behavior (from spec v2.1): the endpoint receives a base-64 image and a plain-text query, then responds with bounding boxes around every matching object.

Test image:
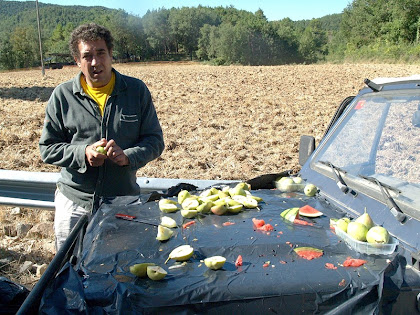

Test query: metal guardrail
[0,169,237,209]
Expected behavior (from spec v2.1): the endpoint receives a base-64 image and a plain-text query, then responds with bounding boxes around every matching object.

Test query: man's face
[76,39,113,88]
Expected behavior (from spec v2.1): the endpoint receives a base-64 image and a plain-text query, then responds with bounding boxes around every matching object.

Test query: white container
[335,227,398,255]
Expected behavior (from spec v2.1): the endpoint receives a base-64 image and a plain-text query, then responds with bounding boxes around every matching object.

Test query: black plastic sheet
[39,189,402,314]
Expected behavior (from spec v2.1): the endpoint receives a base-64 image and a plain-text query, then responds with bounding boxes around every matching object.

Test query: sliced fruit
[178,190,191,204]
[204,256,226,270]
[294,247,323,260]
[146,265,167,280]
[159,203,179,213]
[232,195,258,208]
[181,209,198,218]
[249,195,263,202]
[160,216,177,228]
[280,207,299,222]
[299,205,323,217]
[196,201,213,213]
[156,225,174,241]
[211,204,228,215]
[129,262,155,277]
[227,204,243,214]
[182,198,200,210]
[343,258,367,267]
[166,245,194,263]
[252,218,265,228]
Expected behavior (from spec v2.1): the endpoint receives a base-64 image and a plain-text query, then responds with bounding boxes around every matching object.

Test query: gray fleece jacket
[39,69,164,211]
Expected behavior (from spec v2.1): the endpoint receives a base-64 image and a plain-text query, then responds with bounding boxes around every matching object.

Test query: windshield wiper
[319,161,357,197]
[359,175,407,224]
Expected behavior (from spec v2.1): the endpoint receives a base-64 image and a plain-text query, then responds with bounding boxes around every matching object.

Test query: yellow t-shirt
[81,72,116,116]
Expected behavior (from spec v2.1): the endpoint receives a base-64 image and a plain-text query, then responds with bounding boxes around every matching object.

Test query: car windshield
[313,88,420,213]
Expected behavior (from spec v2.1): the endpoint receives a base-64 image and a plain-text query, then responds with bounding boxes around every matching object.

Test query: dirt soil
[1,62,420,288]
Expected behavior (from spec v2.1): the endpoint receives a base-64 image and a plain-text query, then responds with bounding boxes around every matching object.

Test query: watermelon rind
[280,208,299,222]
[293,246,323,253]
[299,205,323,218]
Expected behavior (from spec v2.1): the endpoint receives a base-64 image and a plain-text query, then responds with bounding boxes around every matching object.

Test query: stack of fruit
[332,209,390,244]
[275,176,318,197]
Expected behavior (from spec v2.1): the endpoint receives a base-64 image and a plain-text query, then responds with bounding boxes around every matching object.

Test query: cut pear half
[160,216,177,228]
[181,209,198,218]
[181,198,200,210]
[159,203,179,213]
[204,256,226,270]
[166,245,194,263]
[147,265,167,281]
[232,195,258,208]
[156,225,174,241]
[129,262,156,277]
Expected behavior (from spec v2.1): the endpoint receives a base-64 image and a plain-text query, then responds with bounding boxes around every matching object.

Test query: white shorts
[54,189,90,251]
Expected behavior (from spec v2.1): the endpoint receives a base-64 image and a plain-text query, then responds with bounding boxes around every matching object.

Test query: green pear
[146,265,167,281]
[181,209,198,218]
[204,256,226,270]
[96,146,107,155]
[229,186,247,197]
[304,184,317,197]
[211,204,228,215]
[160,216,177,228]
[196,201,213,214]
[178,190,191,204]
[366,226,390,244]
[347,222,368,242]
[335,218,350,232]
[156,225,174,241]
[166,245,194,263]
[181,198,200,210]
[129,262,155,277]
[355,208,374,230]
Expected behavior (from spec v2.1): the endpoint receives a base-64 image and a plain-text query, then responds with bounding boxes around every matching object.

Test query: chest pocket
[119,113,140,142]
[121,114,138,123]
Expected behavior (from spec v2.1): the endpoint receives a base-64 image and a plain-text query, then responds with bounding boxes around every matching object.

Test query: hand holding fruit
[104,139,130,166]
[86,138,108,167]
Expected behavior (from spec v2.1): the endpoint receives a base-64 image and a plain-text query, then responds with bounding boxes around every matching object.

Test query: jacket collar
[72,68,127,96]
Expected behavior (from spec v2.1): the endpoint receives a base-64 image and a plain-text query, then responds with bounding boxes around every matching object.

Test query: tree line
[0,0,419,70]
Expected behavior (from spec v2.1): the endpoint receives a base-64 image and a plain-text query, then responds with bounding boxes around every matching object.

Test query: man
[39,23,164,250]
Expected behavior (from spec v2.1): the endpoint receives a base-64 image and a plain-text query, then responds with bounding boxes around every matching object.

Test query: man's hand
[105,139,130,166]
[85,138,108,167]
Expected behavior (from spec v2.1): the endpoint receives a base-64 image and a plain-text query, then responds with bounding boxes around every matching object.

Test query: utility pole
[35,0,45,76]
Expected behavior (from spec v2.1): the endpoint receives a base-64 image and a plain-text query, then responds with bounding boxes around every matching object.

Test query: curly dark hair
[69,23,114,59]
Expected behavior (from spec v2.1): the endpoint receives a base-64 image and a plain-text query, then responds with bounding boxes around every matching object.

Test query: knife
[115,213,159,227]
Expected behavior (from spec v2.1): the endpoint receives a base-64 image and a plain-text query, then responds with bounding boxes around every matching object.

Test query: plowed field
[1,62,420,287]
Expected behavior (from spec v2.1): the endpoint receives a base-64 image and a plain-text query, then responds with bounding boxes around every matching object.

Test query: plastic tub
[335,227,398,255]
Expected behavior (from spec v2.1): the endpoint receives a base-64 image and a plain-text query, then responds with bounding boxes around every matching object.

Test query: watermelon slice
[299,205,323,217]
[294,246,323,260]
[280,208,299,222]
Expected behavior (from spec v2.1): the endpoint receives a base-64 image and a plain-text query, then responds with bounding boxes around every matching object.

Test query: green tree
[299,19,328,63]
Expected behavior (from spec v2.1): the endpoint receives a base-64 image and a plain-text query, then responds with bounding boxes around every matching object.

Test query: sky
[11,0,352,21]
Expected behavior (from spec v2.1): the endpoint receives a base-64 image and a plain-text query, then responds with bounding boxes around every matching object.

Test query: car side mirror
[299,135,316,166]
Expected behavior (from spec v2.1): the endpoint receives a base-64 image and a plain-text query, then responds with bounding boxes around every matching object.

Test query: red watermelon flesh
[299,205,323,217]
[343,258,367,267]
[294,247,323,260]
[252,218,265,228]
